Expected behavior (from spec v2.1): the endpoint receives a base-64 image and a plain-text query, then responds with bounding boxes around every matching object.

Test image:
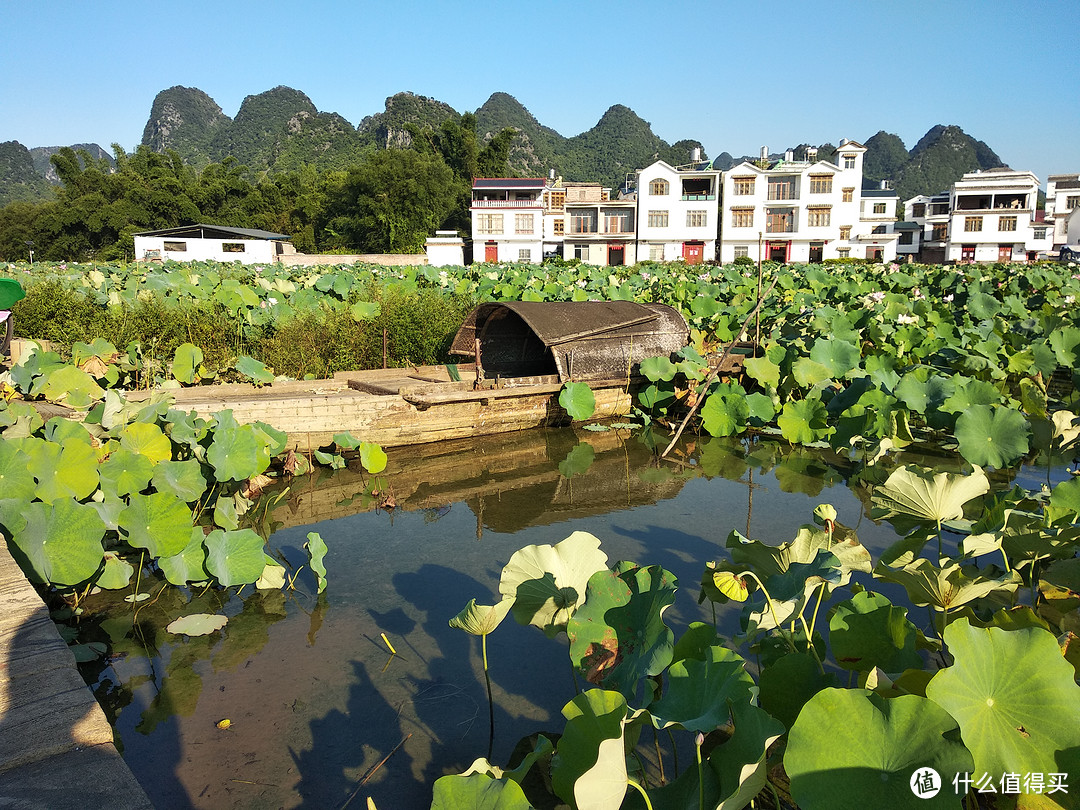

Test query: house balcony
[681,194,716,201]
[471,199,543,208]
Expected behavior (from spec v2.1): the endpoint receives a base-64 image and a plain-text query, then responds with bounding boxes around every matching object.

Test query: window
[964,216,983,232]
[837,247,851,258]
[842,188,854,203]
[911,203,926,218]
[570,211,597,234]
[515,213,535,234]
[222,242,246,253]
[732,176,755,195]
[872,225,887,234]
[873,203,887,214]
[733,246,749,259]
[649,244,664,261]
[809,175,833,194]
[574,244,589,261]
[839,225,851,240]
[649,178,670,195]
[998,215,1017,232]
[476,213,503,235]
[518,249,531,262]
[547,190,565,211]
[899,231,914,245]
[1067,196,1080,210]
[164,241,187,252]
[731,209,754,228]
[766,208,794,233]
[647,210,669,228]
[606,212,632,233]
[806,207,831,227]
[1034,227,1047,239]
[686,210,707,228]
[842,154,856,169]
[768,176,797,200]
[932,223,948,241]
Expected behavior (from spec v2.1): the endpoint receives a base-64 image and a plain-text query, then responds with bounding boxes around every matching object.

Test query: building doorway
[809,241,824,263]
[485,242,498,262]
[682,241,704,264]
[768,242,789,263]
[998,245,1013,262]
[961,244,976,262]
[607,244,625,266]
[866,246,883,262]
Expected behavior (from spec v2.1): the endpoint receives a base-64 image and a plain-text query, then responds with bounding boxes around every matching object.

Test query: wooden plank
[347,380,402,395]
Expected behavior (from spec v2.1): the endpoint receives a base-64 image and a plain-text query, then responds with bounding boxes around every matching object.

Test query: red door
[961,245,976,262]
[998,245,1013,262]
[682,242,704,264]
[485,242,498,262]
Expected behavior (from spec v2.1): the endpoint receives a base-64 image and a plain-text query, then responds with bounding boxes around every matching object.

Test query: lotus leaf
[791,357,832,388]
[1050,325,1080,367]
[828,591,923,673]
[207,425,264,482]
[355,441,387,474]
[895,368,954,414]
[251,421,288,458]
[777,396,831,444]
[305,531,328,593]
[873,558,1022,612]
[96,552,134,590]
[701,383,750,437]
[567,563,677,699]
[954,404,1030,468]
[43,417,94,446]
[559,382,596,421]
[648,645,755,732]
[255,558,286,590]
[158,528,210,585]
[11,499,106,587]
[449,598,513,637]
[787,689,974,810]
[119,491,195,558]
[120,421,173,464]
[204,528,266,587]
[0,441,35,501]
[151,459,207,503]
[638,381,676,410]
[499,531,608,637]
[926,619,1080,780]
[99,448,155,498]
[551,690,628,810]
[164,409,209,451]
[37,365,104,408]
[1048,477,1080,523]
[26,438,99,503]
[171,343,203,384]
[430,773,531,809]
[166,614,229,636]
[742,354,781,389]
[809,337,861,378]
[759,651,835,731]
[639,355,677,382]
[745,391,777,425]
[872,465,989,524]
[234,356,275,385]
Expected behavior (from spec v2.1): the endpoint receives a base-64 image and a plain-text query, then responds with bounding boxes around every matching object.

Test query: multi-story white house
[561,182,637,266]
[1046,173,1080,253]
[857,184,901,262]
[903,192,951,264]
[718,140,896,263]
[945,169,1049,263]
[471,178,552,264]
[634,159,721,264]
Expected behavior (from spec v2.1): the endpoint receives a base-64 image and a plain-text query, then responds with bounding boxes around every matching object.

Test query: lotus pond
[54,425,1077,810]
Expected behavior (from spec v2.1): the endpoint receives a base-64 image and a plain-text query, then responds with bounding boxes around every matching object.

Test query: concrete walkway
[0,541,153,809]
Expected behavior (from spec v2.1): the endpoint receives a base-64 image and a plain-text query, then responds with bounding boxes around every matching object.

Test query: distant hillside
[31,143,114,184]
[141,86,230,169]
[357,92,459,150]
[0,141,52,206]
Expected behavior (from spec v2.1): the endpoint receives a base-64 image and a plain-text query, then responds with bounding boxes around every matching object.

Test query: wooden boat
[135,301,753,451]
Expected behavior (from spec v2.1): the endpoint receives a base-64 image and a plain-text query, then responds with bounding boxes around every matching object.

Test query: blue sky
[3,0,1077,189]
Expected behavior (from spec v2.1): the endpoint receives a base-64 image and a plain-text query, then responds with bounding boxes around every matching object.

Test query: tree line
[0,114,515,262]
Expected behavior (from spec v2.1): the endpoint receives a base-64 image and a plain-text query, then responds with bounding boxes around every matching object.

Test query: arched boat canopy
[450,301,689,382]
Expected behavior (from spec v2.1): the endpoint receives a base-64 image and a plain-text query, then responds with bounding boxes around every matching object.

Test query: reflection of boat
[140,302,694,451]
[272,427,695,531]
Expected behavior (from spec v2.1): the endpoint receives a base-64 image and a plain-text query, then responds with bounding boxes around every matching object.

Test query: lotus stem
[482,632,494,761]
[740,571,794,653]
[652,728,665,785]
[807,581,827,642]
[696,732,705,810]
[799,612,826,675]
[626,779,654,810]
[667,728,679,774]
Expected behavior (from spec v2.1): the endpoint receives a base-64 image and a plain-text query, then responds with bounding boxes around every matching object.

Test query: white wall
[134,236,278,264]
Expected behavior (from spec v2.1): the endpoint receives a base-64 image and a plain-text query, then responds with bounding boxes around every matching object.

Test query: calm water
[74,427,1045,809]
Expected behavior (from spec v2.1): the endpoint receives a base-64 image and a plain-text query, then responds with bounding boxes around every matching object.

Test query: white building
[945,169,1049,263]
[561,182,637,266]
[857,185,901,262]
[133,224,293,264]
[718,140,897,263]
[634,159,721,264]
[903,192,951,264]
[424,230,465,267]
[470,178,553,264]
[1046,173,1080,252]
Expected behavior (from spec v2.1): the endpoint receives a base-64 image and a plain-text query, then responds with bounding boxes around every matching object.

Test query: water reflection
[77,427,1030,808]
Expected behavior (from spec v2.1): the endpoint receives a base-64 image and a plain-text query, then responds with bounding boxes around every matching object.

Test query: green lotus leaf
[567,563,677,700]
[499,531,608,637]
[638,381,676,411]
[926,619,1080,780]
[37,364,104,408]
[745,391,777,425]
[954,404,1030,469]
[648,645,755,732]
[894,368,954,415]
[712,569,749,602]
[172,343,203,385]
[305,531,328,594]
[10,499,106,587]
[0,399,44,437]
[828,591,923,673]
[166,613,228,636]
[234,356,275,385]
[204,528,266,587]
[1050,325,1080,367]
[745,549,843,633]
[759,651,835,731]
[872,465,990,523]
[251,421,287,458]
[809,337,861,378]
[639,355,677,382]
[777,396,832,444]
[430,773,531,810]
[120,421,173,464]
[701,383,750,437]
[27,438,99,503]
[99,448,155,498]
[551,690,628,810]
[158,527,210,586]
[96,552,134,590]
[449,598,513,637]
[332,431,362,450]
[0,440,35,501]
[791,357,833,388]
[119,491,195,558]
[43,417,93,446]
[788,689,973,810]
[967,290,1002,321]
[941,378,1004,414]
[359,442,387,474]
[743,354,781,389]
[151,459,207,503]
[164,408,210,451]
[349,301,381,321]
[255,557,286,590]
[559,382,596,421]
[207,425,263,482]
[872,558,1022,612]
